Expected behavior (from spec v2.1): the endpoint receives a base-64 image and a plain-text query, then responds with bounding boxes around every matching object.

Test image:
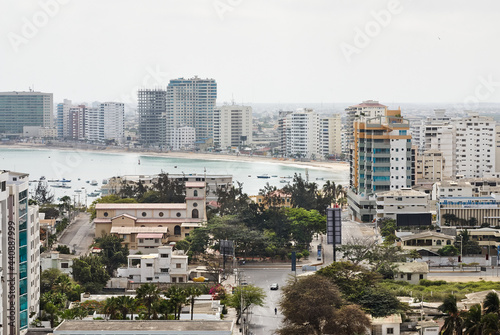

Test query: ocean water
[0,147,349,204]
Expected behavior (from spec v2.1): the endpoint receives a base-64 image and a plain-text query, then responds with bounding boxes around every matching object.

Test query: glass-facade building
[0,92,53,134]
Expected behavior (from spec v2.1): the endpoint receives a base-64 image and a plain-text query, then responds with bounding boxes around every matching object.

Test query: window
[194,190,198,196]
[407,274,412,281]
[193,202,198,207]
[176,212,181,217]
[61,263,68,269]
[146,277,153,281]
[192,209,199,218]
[104,212,108,217]
[146,263,153,267]
[176,263,182,268]
[179,277,184,283]
[172,277,177,283]
[161,268,169,273]
[142,212,147,217]
[419,274,424,280]
[174,225,181,235]
[387,328,394,334]
[159,212,164,217]
[160,254,169,258]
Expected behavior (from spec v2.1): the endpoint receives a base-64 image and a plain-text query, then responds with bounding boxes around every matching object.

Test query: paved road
[58,212,94,255]
[238,268,294,335]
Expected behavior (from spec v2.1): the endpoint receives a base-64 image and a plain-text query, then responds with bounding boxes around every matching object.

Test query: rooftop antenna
[231,94,235,105]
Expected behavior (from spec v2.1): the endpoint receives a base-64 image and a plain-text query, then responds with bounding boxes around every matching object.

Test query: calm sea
[0,147,349,204]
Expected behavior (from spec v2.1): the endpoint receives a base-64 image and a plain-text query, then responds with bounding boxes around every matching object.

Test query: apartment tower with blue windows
[0,171,40,334]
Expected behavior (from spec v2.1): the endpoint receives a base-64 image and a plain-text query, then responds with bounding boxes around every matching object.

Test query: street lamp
[458,235,463,272]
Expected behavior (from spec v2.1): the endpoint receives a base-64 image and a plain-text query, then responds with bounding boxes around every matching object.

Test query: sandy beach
[2,142,349,172]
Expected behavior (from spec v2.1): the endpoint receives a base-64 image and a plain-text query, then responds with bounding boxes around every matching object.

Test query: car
[270,283,279,290]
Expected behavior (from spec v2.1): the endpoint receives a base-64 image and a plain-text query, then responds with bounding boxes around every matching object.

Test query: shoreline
[1,142,349,172]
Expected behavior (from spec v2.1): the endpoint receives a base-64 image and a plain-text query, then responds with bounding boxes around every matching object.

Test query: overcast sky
[2,0,500,105]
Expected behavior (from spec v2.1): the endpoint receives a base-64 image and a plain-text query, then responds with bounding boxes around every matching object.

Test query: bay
[0,147,349,205]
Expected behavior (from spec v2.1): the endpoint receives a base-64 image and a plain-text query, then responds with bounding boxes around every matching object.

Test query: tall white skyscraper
[0,171,40,333]
[166,77,217,148]
[455,113,496,178]
[214,104,253,149]
[285,108,320,160]
[102,102,125,144]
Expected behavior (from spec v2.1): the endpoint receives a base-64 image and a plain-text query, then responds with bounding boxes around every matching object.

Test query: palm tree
[136,283,161,320]
[115,295,138,320]
[44,302,59,328]
[439,294,464,335]
[480,313,499,335]
[484,292,500,315]
[463,304,482,335]
[165,286,188,320]
[102,297,120,320]
[186,286,204,320]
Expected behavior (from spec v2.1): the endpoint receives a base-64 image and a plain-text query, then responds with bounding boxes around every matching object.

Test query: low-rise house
[461,290,500,311]
[398,231,455,253]
[375,189,431,223]
[249,190,292,209]
[370,314,402,335]
[417,321,440,335]
[393,262,429,285]
[432,180,473,201]
[40,251,78,277]
[117,246,189,284]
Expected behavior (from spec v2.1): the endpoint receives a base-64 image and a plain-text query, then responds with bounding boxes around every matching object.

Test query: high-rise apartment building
[455,113,496,178]
[424,123,456,179]
[0,91,53,134]
[102,102,125,143]
[345,100,387,152]
[138,89,167,148]
[85,107,104,142]
[348,107,413,222]
[213,105,253,149]
[285,109,320,159]
[0,171,40,333]
[166,77,217,148]
[320,114,342,159]
[277,111,293,157]
[56,99,71,139]
[69,105,86,140]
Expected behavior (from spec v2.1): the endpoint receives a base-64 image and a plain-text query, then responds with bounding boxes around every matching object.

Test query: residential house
[393,262,429,285]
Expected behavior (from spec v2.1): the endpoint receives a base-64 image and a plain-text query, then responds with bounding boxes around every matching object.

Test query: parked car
[270,283,279,290]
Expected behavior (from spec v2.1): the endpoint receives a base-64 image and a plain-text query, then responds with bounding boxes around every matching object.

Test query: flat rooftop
[54,320,234,334]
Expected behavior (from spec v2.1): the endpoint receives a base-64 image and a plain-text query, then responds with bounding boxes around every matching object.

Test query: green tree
[34,181,55,205]
[277,275,370,335]
[282,173,319,211]
[284,207,326,249]
[457,230,482,255]
[95,234,129,277]
[72,255,110,293]
[438,245,459,256]
[115,295,138,320]
[136,283,161,320]
[226,285,265,325]
[484,292,500,315]
[102,296,120,320]
[186,286,204,320]
[215,182,250,216]
[56,244,71,254]
[149,172,185,203]
[41,268,63,294]
[165,285,189,320]
[463,304,482,335]
[439,294,464,335]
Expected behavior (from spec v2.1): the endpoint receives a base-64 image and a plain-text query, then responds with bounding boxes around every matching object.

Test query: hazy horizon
[3,1,500,106]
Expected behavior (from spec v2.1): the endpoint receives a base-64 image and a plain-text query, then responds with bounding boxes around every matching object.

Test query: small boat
[138,159,141,165]
[74,189,82,193]
[248,175,251,177]
[60,178,71,183]
[280,180,288,183]
[88,192,99,197]
[316,177,324,180]
[47,179,59,182]
[90,180,98,186]
[257,174,271,179]
[272,175,278,178]
[40,176,46,180]
[284,176,292,179]
[86,180,90,183]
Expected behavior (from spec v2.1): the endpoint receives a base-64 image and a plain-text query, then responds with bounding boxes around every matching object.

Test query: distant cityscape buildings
[214,104,253,149]
[0,91,53,134]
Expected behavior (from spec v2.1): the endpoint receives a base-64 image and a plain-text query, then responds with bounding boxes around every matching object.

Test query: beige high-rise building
[320,114,342,158]
[213,104,252,149]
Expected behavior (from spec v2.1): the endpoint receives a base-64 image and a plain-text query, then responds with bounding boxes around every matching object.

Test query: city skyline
[2,1,500,105]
